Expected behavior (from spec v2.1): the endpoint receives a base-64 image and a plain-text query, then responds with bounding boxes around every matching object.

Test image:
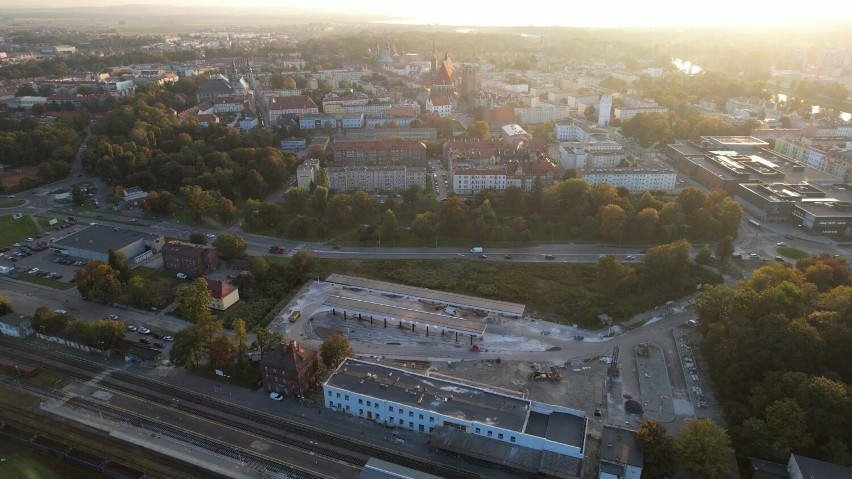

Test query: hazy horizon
[0,0,850,29]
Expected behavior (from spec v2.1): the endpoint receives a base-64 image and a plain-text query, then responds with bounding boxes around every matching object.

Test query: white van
[470,247,483,253]
[443,307,457,316]
[176,272,188,279]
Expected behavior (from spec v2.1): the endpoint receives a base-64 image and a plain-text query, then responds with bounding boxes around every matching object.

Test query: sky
[1,0,851,28]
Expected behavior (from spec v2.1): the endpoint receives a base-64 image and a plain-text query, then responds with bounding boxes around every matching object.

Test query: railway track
[0,381,231,479]
[0,340,486,479]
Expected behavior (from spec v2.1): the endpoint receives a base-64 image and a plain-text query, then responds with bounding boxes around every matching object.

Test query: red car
[332,244,342,250]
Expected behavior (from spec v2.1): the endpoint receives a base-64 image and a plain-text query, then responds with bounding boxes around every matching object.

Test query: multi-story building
[774,137,852,179]
[261,340,319,398]
[296,158,321,189]
[580,168,677,193]
[452,156,560,195]
[514,103,570,124]
[613,106,669,121]
[196,76,233,102]
[206,279,239,311]
[298,113,364,130]
[267,95,319,126]
[324,358,587,478]
[501,124,531,141]
[425,98,452,117]
[161,241,219,277]
[329,139,428,167]
[327,165,426,192]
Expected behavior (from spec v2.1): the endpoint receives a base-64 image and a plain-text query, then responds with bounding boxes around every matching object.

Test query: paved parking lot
[2,225,89,283]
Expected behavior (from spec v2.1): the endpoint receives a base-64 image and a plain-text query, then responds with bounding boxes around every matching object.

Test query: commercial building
[599,426,643,479]
[261,340,319,398]
[52,225,163,264]
[299,113,365,130]
[580,168,677,193]
[160,241,219,277]
[324,358,587,478]
[327,165,426,193]
[666,139,784,195]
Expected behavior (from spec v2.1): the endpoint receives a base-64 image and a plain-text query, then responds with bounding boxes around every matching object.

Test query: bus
[747,219,761,229]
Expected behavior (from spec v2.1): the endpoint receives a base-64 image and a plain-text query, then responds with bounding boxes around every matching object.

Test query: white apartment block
[296,158,321,189]
[452,158,560,195]
[426,99,453,117]
[514,103,570,124]
[558,144,625,170]
[324,359,587,460]
[328,165,426,192]
[580,168,677,192]
[613,106,669,121]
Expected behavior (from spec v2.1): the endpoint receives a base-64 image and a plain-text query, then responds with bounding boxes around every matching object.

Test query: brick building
[161,241,219,277]
[261,341,319,398]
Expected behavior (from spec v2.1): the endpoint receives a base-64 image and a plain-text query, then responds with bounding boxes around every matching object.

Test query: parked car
[162,336,174,342]
[205,233,216,239]
[108,314,119,320]
[127,325,138,332]
[138,326,151,335]
[776,242,788,246]
[153,333,164,339]
[269,392,284,401]
[139,338,151,345]
[153,342,165,349]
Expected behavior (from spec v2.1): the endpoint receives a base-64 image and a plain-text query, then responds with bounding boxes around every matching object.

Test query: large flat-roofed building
[581,167,677,193]
[324,359,587,478]
[599,426,643,479]
[161,241,219,277]
[325,274,525,317]
[299,113,364,130]
[736,182,852,237]
[327,165,426,193]
[52,225,163,264]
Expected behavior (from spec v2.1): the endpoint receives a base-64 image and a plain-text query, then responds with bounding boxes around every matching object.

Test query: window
[328,400,333,407]
[408,411,413,417]
[374,403,378,409]
[367,401,371,407]
[336,393,340,398]
[429,427,434,433]
[389,406,394,412]
[399,419,404,425]
[419,414,424,420]
[475,427,481,434]
[487,431,492,437]
[511,436,516,443]
[345,395,349,401]
[359,409,364,416]
[409,422,414,429]
[429,417,435,423]
[327,390,332,396]
[390,417,394,422]
[498,433,504,440]
[358,399,363,405]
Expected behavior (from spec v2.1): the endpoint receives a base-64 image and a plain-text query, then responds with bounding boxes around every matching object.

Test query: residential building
[452,156,560,195]
[160,241,219,277]
[774,137,852,179]
[599,426,643,479]
[0,313,34,338]
[280,138,307,150]
[339,128,437,142]
[206,279,239,311]
[598,95,612,127]
[330,139,428,167]
[328,165,426,192]
[297,158,321,189]
[51,225,164,264]
[5,96,48,109]
[613,106,669,121]
[299,113,365,130]
[324,358,587,478]
[514,103,570,124]
[196,76,233,102]
[581,168,677,193]
[261,340,319,398]
[267,95,319,126]
[425,98,452,117]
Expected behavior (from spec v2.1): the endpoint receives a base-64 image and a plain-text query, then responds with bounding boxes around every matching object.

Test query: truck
[470,247,483,253]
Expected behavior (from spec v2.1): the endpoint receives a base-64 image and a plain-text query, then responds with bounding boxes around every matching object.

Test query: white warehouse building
[324,358,587,477]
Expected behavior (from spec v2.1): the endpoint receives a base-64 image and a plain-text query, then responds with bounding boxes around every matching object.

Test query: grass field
[0,214,39,247]
[304,258,720,327]
[776,246,810,259]
[15,274,77,290]
[0,199,25,208]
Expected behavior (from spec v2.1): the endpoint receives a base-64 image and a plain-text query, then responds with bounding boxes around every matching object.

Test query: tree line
[696,254,852,466]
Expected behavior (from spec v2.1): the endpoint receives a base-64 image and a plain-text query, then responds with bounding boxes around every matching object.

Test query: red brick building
[261,340,319,398]
[161,241,219,277]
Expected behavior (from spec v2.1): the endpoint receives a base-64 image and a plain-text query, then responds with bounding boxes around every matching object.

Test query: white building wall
[581,171,677,192]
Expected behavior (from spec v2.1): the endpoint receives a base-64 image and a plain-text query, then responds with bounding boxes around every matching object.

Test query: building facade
[261,340,319,398]
[328,165,426,192]
[297,158,321,189]
[161,241,219,277]
[206,279,239,311]
[329,139,428,167]
[580,168,678,193]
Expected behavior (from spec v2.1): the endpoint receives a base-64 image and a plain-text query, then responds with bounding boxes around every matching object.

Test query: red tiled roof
[195,114,219,123]
[389,105,415,117]
[206,278,237,300]
[269,95,318,111]
[430,98,450,107]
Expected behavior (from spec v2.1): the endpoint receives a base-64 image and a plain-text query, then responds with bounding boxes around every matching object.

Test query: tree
[314,168,329,189]
[311,186,329,214]
[180,185,215,222]
[217,197,236,224]
[286,186,309,215]
[506,217,532,243]
[252,328,284,354]
[127,275,154,308]
[213,233,247,259]
[765,398,813,455]
[635,419,675,478]
[188,232,208,245]
[170,325,205,368]
[75,261,122,303]
[232,318,248,357]
[411,211,438,243]
[439,196,469,234]
[643,240,692,287]
[716,235,734,260]
[502,186,526,215]
[210,334,236,373]
[320,334,352,369]
[381,209,399,242]
[695,244,712,265]
[467,120,489,139]
[175,278,214,324]
[241,168,268,200]
[0,295,12,316]
[598,204,627,242]
[635,207,660,239]
[596,255,635,293]
[675,419,734,479]
[106,185,124,206]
